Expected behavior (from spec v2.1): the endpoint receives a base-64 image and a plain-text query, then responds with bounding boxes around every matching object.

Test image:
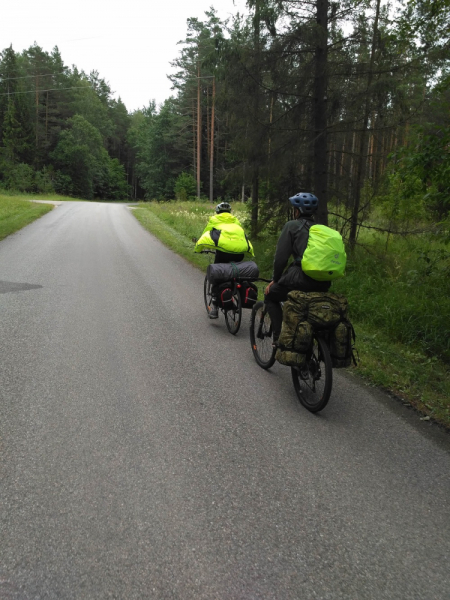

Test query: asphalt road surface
[1,202,449,600]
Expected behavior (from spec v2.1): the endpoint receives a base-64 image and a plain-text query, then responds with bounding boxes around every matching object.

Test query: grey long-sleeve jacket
[272,217,331,292]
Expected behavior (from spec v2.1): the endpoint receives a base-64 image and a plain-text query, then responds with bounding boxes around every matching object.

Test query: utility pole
[209,77,215,203]
[192,99,196,182]
[313,0,329,226]
[190,70,215,202]
[251,0,261,238]
[35,73,39,151]
[197,61,201,200]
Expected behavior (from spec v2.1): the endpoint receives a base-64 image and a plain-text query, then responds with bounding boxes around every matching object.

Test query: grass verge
[133,201,450,429]
[0,193,55,241]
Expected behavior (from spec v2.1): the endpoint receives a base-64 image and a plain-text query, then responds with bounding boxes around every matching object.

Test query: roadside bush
[35,167,55,194]
[174,172,197,201]
[2,163,35,192]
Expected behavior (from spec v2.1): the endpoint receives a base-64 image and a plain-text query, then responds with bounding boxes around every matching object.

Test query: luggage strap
[230,262,240,279]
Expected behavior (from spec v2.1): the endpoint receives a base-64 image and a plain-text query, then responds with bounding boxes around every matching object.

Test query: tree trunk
[314,0,329,225]
[251,0,261,238]
[197,60,202,200]
[349,0,381,248]
[251,167,259,235]
[209,78,215,203]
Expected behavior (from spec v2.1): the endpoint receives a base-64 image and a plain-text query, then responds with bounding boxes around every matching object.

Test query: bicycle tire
[203,275,214,317]
[250,301,276,369]
[291,335,333,413]
[224,288,242,335]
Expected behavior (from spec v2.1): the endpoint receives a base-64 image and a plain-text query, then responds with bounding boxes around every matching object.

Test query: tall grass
[334,235,450,362]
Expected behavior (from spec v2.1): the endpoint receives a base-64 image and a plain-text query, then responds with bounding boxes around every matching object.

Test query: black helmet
[289,192,318,215]
[216,202,232,214]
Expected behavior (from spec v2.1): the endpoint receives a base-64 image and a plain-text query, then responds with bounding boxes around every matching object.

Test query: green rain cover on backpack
[301,224,347,281]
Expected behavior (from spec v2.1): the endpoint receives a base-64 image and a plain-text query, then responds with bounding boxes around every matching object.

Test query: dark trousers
[264,282,291,341]
[214,251,244,264]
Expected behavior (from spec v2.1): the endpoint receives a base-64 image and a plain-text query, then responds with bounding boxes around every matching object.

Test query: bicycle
[250,298,333,413]
[202,250,242,335]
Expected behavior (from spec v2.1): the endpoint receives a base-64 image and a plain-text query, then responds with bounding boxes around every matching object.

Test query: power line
[0,71,68,81]
[0,85,94,96]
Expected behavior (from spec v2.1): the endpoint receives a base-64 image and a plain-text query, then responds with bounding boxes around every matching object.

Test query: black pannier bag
[207,261,259,284]
[217,282,234,311]
[239,281,258,309]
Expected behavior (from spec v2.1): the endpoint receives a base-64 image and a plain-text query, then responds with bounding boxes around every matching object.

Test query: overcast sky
[1,0,249,112]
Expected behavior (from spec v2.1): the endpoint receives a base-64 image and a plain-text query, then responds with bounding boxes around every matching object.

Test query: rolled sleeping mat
[206,261,259,284]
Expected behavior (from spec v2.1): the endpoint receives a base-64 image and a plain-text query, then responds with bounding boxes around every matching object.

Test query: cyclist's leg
[264,283,290,342]
[210,282,219,318]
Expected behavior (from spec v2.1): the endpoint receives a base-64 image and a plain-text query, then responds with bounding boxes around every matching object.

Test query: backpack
[238,281,258,309]
[301,223,347,281]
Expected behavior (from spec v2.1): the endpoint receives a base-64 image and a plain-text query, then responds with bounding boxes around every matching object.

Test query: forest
[0,0,448,240]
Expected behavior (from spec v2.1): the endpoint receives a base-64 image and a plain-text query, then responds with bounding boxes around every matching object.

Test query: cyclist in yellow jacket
[195,202,254,262]
[195,202,254,318]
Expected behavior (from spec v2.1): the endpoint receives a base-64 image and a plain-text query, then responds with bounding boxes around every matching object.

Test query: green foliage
[132,100,191,200]
[386,125,450,219]
[0,44,131,199]
[174,172,197,201]
[51,115,101,199]
[333,235,450,362]
[95,157,129,200]
[1,163,36,192]
[35,166,55,194]
[376,172,427,226]
[51,115,128,200]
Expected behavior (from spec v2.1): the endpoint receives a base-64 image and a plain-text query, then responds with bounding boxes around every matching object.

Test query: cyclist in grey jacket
[265,193,331,341]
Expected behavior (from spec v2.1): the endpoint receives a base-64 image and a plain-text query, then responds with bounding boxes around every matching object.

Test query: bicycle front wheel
[250,301,276,369]
[224,289,242,335]
[291,335,332,413]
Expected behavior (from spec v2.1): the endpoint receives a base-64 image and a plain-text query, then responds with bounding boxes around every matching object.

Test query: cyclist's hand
[265,281,274,295]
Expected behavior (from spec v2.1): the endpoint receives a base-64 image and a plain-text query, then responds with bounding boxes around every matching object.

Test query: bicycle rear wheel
[250,301,276,369]
[291,335,332,413]
[203,275,215,317]
[224,289,242,334]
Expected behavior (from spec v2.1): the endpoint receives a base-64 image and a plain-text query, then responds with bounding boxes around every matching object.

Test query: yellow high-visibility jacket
[194,213,254,256]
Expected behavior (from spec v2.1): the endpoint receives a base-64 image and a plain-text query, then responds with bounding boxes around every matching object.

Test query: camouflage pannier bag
[329,320,356,368]
[275,290,356,369]
[275,320,313,367]
[303,291,348,329]
[275,293,313,367]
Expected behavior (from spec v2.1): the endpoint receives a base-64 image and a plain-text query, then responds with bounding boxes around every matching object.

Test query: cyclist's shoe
[208,305,219,319]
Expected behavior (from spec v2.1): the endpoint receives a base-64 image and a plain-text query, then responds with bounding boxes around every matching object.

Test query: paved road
[0,202,449,600]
